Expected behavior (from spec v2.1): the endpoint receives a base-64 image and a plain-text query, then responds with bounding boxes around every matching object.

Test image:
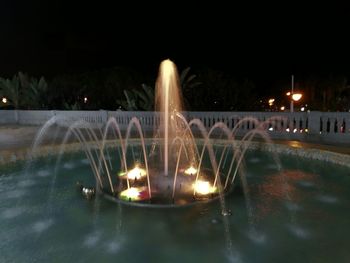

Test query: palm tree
[116,90,138,110]
[0,75,21,108]
[179,67,201,109]
[19,72,48,109]
[0,72,48,109]
[116,84,155,111]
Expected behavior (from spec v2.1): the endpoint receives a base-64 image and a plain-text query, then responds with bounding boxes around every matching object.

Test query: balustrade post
[307,111,322,136]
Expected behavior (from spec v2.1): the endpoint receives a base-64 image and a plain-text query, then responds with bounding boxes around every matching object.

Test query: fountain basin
[1,143,350,262]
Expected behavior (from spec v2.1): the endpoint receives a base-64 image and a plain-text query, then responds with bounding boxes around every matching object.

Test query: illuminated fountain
[103,59,229,206]
[29,59,278,208]
[54,59,281,207]
[3,59,350,262]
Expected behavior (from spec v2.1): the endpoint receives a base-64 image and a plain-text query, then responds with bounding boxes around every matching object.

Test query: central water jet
[155,59,185,176]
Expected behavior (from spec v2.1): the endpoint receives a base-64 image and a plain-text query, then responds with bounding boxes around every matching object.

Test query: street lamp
[288,75,302,112]
[292,93,302,101]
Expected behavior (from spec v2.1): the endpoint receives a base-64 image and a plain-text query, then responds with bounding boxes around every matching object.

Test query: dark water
[1,150,350,263]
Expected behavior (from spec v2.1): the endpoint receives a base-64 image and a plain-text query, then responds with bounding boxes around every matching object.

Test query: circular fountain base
[101,190,227,208]
[101,168,232,208]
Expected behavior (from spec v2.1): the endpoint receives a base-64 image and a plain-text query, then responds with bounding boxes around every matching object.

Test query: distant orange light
[2,97,7,104]
[286,92,291,96]
[292,93,302,101]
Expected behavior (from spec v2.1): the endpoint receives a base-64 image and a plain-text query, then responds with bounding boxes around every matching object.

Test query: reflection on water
[0,151,349,263]
[253,170,318,219]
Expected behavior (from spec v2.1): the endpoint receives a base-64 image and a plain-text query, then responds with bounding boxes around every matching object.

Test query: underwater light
[119,187,150,201]
[119,187,141,201]
[193,180,217,195]
[127,166,147,180]
[118,165,147,180]
[184,166,197,175]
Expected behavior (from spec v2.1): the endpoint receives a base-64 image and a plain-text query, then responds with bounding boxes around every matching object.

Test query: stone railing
[0,110,349,144]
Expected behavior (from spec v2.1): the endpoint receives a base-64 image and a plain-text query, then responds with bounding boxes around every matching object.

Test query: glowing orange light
[292,93,302,101]
[193,180,217,195]
[126,165,147,180]
[184,166,197,175]
[120,187,140,200]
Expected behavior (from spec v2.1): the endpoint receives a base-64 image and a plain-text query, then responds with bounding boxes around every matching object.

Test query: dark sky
[1,1,350,84]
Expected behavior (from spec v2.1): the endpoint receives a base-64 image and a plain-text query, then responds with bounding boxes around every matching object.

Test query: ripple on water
[284,201,301,211]
[37,170,50,177]
[248,158,261,164]
[63,162,75,169]
[245,173,256,179]
[106,240,123,254]
[297,180,315,188]
[80,159,90,165]
[2,207,25,219]
[266,164,279,170]
[316,194,338,204]
[83,232,101,248]
[226,248,243,263]
[287,224,311,239]
[18,179,36,188]
[32,219,54,233]
[3,189,26,199]
[247,230,267,244]
[104,156,111,161]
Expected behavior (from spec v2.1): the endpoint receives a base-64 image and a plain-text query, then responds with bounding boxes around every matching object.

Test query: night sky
[1,1,350,87]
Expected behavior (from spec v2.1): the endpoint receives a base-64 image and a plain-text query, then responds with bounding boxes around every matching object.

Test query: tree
[179,67,202,109]
[18,72,48,109]
[194,68,258,111]
[0,75,21,108]
[0,72,48,109]
[116,84,155,111]
[304,75,347,111]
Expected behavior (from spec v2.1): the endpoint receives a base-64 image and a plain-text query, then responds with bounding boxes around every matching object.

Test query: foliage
[337,87,350,111]
[179,67,202,110]
[2,66,349,112]
[63,101,81,110]
[0,72,48,109]
[304,75,348,111]
[189,68,258,111]
[116,67,201,111]
[117,84,154,111]
[49,67,145,110]
[0,75,21,108]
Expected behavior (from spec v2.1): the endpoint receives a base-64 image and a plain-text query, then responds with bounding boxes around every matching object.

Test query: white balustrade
[0,110,349,144]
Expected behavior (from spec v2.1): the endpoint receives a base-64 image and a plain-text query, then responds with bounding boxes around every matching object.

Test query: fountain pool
[1,147,350,262]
